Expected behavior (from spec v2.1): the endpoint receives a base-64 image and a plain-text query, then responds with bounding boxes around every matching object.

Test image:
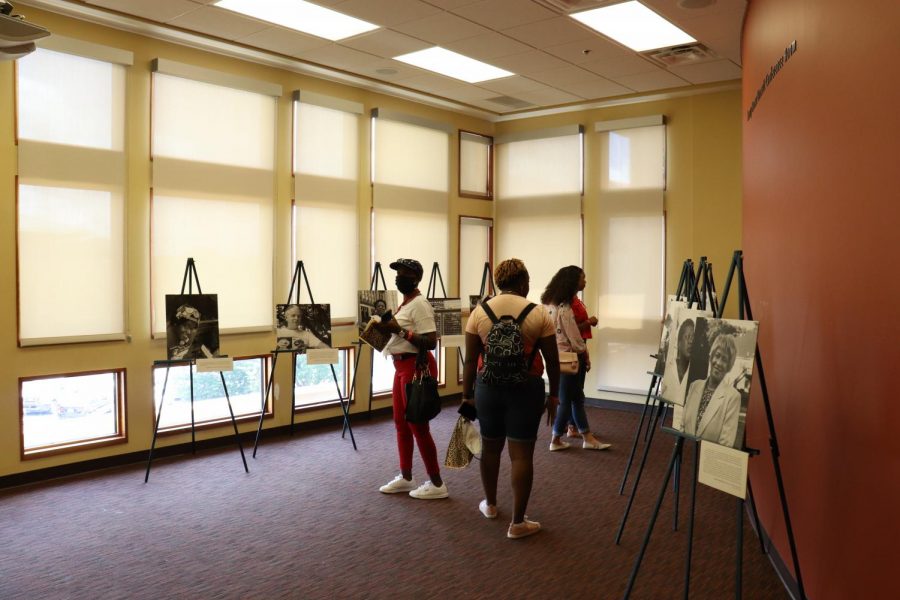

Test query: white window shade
[151,69,277,334]
[496,131,582,302]
[460,132,491,197]
[595,123,666,394]
[294,100,359,320]
[372,114,449,288]
[16,48,126,344]
[459,217,492,302]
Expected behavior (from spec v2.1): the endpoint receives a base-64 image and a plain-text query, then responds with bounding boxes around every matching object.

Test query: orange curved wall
[742,1,900,598]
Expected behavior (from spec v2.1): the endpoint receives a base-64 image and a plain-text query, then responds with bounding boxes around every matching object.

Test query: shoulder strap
[515,303,537,324]
[480,299,500,324]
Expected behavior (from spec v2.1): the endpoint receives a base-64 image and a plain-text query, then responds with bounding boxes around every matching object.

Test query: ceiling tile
[666,58,742,84]
[527,64,595,87]
[345,58,427,81]
[449,0,556,30]
[439,84,498,102]
[555,77,632,100]
[543,37,631,65]
[478,75,546,95]
[581,54,659,79]
[514,86,582,106]
[402,71,471,93]
[704,35,741,65]
[422,0,481,7]
[236,27,331,57]
[392,12,491,45]
[167,6,268,40]
[341,29,431,58]
[87,0,198,21]
[502,16,595,48]
[299,44,382,71]
[335,0,442,27]
[614,70,690,93]
[444,32,532,60]
[490,50,572,76]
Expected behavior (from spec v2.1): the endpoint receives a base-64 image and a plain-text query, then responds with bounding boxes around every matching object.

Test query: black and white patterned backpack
[479,301,539,386]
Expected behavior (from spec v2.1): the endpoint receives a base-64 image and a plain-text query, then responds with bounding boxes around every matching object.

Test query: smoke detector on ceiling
[642,43,718,67]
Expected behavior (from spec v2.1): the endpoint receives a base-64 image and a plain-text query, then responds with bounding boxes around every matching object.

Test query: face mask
[395,275,417,294]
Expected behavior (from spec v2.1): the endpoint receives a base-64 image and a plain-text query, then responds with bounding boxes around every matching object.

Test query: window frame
[151,354,273,436]
[371,342,445,399]
[292,346,356,412]
[458,129,493,200]
[19,368,128,460]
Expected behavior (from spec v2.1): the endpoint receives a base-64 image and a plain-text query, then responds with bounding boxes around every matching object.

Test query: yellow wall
[0,8,741,477]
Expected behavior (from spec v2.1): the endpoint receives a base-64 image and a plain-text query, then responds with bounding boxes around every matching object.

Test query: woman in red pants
[376,258,447,500]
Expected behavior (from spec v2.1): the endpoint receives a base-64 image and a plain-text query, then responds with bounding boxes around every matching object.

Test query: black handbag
[405,351,441,424]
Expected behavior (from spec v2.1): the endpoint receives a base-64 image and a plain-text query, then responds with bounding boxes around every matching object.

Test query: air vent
[485,95,535,109]
[642,43,718,67]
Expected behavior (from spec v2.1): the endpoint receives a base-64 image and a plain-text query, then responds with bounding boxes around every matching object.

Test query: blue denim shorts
[475,376,545,442]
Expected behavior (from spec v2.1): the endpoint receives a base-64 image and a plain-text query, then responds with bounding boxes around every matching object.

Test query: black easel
[252,261,356,457]
[346,262,388,424]
[622,249,807,600]
[145,258,249,482]
[619,259,694,495]
[615,257,717,542]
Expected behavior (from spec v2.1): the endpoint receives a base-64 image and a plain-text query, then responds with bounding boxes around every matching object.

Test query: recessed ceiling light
[571,1,696,52]
[215,0,378,41]
[393,47,513,83]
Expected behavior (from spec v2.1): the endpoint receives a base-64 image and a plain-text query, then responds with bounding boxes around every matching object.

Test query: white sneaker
[409,481,449,500]
[379,474,417,494]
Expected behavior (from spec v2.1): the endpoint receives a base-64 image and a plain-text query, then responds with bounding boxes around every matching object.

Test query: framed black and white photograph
[658,307,711,406]
[654,297,685,376]
[674,317,759,449]
[429,298,463,337]
[357,290,398,334]
[165,294,219,360]
[275,304,331,353]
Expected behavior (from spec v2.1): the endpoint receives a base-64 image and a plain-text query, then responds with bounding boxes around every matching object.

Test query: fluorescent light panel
[571,1,696,52]
[394,47,513,83]
[215,0,378,41]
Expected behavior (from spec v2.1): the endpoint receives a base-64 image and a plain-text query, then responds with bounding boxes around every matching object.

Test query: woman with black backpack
[461,258,560,539]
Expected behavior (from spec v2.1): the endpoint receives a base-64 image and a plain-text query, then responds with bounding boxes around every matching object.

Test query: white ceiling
[25,0,747,117]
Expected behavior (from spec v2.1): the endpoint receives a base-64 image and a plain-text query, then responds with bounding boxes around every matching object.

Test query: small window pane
[460,132,492,197]
[153,358,265,430]
[371,345,443,395]
[293,349,350,407]
[21,371,123,452]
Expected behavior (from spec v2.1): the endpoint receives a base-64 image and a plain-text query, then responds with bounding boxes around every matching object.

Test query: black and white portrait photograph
[165,294,220,360]
[654,297,685,376]
[469,294,491,312]
[275,304,331,353]
[675,317,759,449]
[429,298,462,337]
[658,307,710,406]
[357,289,398,334]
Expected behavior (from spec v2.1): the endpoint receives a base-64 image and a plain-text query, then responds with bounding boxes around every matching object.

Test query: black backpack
[479,300,539,386]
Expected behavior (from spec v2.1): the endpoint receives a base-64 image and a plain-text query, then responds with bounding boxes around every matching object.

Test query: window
[459,130,493,199]
[15,43,130,345]
[293,93,361,321]
[150,59,279,335]
[20,369,126,457]
[293,347,353,409]
[495,126,583,302]
[594,117,666,394]
[459,216,493,307]
[152,356,269,432]
[371,109,450,281]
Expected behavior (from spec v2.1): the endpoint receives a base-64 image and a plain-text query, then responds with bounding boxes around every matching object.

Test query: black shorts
[475,376,545,442]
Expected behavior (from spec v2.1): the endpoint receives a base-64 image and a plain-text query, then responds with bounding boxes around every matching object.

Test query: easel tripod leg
[736,498,744,600]
[683,440,700,600]
[623,437,684,599]
[252,353,278,458]
[332,364,357,450]
[144,367,170,483]
[620,375,658,495]
[616,398,665,544]
[745,478,767,554]
[220,372,249,473]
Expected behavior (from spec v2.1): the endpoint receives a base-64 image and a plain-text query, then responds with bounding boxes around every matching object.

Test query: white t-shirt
[383,295,436,356]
